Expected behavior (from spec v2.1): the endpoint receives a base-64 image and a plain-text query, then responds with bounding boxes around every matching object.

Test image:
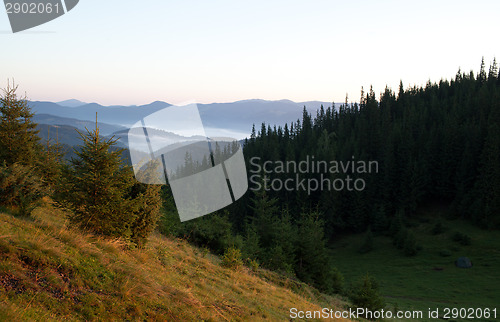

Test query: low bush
[393,228,420,256]
[439,249,452,257]
[0,162,47,217]
[452,232,472,246]
[349,274,385,317]
[431,221,446,235]
[245,258,260,272]
[358,229,374,254]
[221,247,243,269]
[328,267,344,294]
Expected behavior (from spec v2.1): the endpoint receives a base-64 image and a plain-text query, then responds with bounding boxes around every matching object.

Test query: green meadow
[330,206,500,321]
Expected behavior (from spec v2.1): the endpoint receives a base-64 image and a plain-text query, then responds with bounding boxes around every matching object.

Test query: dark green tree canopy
[0,81,40,166]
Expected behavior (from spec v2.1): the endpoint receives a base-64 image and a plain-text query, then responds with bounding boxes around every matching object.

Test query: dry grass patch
[0,206,351,321]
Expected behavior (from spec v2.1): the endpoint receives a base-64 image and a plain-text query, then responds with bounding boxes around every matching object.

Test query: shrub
[431,221,446,235]
[452,232,472,246]
[349,274,385,316]
[36,140,65,189]
[371,205,388,232]
[393,228,420,256]
[157,186,180,237]
[358,229,374,254]
[242,223,261,260]
[388,209,404,236]
[245,258,260,272]
[403,231,419,256]
[266,244,293,272]
[393,228,408,249]
[328,267,344,294]
[0,162,47,217]
[127,182,162,248]
[439,249,452,257]
[176,212,236,255]
[221,247,243,269]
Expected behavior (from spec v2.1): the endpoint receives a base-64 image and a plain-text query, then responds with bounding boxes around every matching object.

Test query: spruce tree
[58,119,161,245]
[358,228,374,254]
[474,94,500,228]
[0,81,40,166]
[265,209,296,273]
[249,182,279,249]
[478,57,487,84]
[295,212,329,291]
[127,181,162,248]
[37,126,65,189]
[0,161,46,216]
[0,82,46,216]
[242,221,261,260]
[349,274,385,314]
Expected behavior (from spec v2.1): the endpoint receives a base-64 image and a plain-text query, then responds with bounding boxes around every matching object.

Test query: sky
[1,0,499,106]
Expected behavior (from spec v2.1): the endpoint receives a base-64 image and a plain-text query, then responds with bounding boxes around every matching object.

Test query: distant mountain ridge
[30,101,172,127]
[30,99,340,141]
[57,99,88,107]
[33,114,127,136]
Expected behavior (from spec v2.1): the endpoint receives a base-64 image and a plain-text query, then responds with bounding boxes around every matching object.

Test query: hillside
[0,204,349,321]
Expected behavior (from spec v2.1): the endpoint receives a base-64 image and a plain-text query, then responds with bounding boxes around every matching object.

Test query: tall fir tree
[0,81,40,166]
[0,82,46,216]
[58,118,161,246]
[294,212,330,291]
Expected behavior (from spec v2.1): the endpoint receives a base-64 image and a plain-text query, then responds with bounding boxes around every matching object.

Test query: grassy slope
[329,206,500,321]
[0,205,349,321]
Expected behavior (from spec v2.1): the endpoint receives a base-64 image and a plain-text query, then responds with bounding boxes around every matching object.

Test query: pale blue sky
[1,0,499,105]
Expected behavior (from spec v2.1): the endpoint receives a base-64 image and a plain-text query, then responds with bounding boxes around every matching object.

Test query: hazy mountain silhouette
[33,114,126,136]
[57,99,88,107]
[30,99,340,140]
